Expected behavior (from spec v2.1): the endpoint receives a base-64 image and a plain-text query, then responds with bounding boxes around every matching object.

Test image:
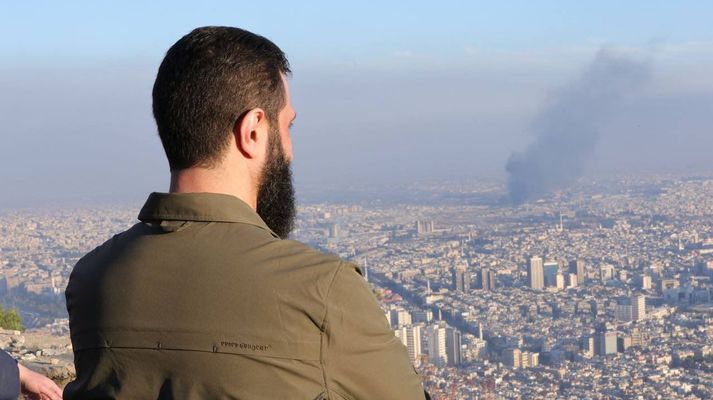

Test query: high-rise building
[641,275,652,290]
[617,335,632,352]
[567,273,578,288]
[520,351,531,368]
[632,294,646,321]
[411,309,433,324]
[445,327,462,366]
[555,273,565,290]
[595,331,618,356]
[600,264,615,282]
[520,351,539,368]
[615,301,633,322]
[528,256,544,290]
[426,323,448,367]
[503,348,522,368]
[452,266,470,293]
[569,259,586,285]
[427,322,462,367]
[389,308,412,328]
[543,262,559,287]
[528,352,539,367]
[415,220,435,236]
[395,325,423,366]
[480,268,496,291]
[328,223,340,238]
[580,336,595,358]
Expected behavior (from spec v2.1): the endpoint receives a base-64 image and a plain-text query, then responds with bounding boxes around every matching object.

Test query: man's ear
[234,108,267,159]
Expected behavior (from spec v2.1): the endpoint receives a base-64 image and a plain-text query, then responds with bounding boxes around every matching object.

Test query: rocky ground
[0,328,75,389]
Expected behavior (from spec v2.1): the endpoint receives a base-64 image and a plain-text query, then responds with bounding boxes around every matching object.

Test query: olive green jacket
[65,192,426,399]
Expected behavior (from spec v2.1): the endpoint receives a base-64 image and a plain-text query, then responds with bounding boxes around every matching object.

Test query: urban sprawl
[1,175,712,399]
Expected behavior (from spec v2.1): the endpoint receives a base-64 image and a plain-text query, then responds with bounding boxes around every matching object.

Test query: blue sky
[1,1,712,207]
[3,1,711,65]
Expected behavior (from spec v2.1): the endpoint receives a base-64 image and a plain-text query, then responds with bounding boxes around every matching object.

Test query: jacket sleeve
[322,263,426,400]
[0,351,20,400]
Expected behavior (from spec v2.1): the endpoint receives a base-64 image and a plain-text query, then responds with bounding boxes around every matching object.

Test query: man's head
[152,26,297,238]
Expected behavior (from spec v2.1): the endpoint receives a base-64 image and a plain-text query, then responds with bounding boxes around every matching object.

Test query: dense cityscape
[1,174,712,399]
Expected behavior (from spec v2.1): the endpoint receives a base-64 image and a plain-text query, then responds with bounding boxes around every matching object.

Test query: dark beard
[256,129,296,239]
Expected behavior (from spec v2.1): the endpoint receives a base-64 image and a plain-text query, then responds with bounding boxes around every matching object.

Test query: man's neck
[169,167,257,210]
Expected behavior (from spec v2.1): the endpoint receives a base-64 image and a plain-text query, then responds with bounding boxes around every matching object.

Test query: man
[65,26,427,399]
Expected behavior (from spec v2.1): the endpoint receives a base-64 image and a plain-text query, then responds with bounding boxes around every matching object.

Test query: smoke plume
[505,49,651,205]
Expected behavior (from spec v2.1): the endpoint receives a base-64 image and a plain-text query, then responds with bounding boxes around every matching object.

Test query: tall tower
[452,266,470,293]
[396,325,423,366]
[616,301,633,322]
[555,273,565,290]
[528,256,544,290]
[328,223,340,238]
[543,262,559,287]
[445,327,462,366]
[415,220,434,236]
[640,275,652,290]
[452,267,463,292]
[569,259,585,285]
[567,273,578,288]
[503,348,522,368]
[595,330,618,356]
[580,336,595,357]
[481,268,496,291]
[632,294,646,321]
[463,269,472,292]
[427,323,448,367]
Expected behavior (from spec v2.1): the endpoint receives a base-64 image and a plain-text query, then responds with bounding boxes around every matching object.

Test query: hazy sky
[1,1,712,208]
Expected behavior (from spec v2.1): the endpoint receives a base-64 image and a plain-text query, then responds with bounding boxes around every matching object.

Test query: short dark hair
[152,26,290,171]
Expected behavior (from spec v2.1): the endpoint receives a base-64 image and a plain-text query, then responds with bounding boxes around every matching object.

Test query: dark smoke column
[506,49,651,205]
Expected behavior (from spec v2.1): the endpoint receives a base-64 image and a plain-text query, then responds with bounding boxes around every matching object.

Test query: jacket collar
[138,192,279,238]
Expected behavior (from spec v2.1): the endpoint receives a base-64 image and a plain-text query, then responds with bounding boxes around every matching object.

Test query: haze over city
[1,1,712,208]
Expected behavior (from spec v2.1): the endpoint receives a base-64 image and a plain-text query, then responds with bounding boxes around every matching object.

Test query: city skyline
[2,174,712,397]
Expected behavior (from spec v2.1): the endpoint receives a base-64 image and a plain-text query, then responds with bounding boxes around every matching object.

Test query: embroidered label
[220,341,272,352]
